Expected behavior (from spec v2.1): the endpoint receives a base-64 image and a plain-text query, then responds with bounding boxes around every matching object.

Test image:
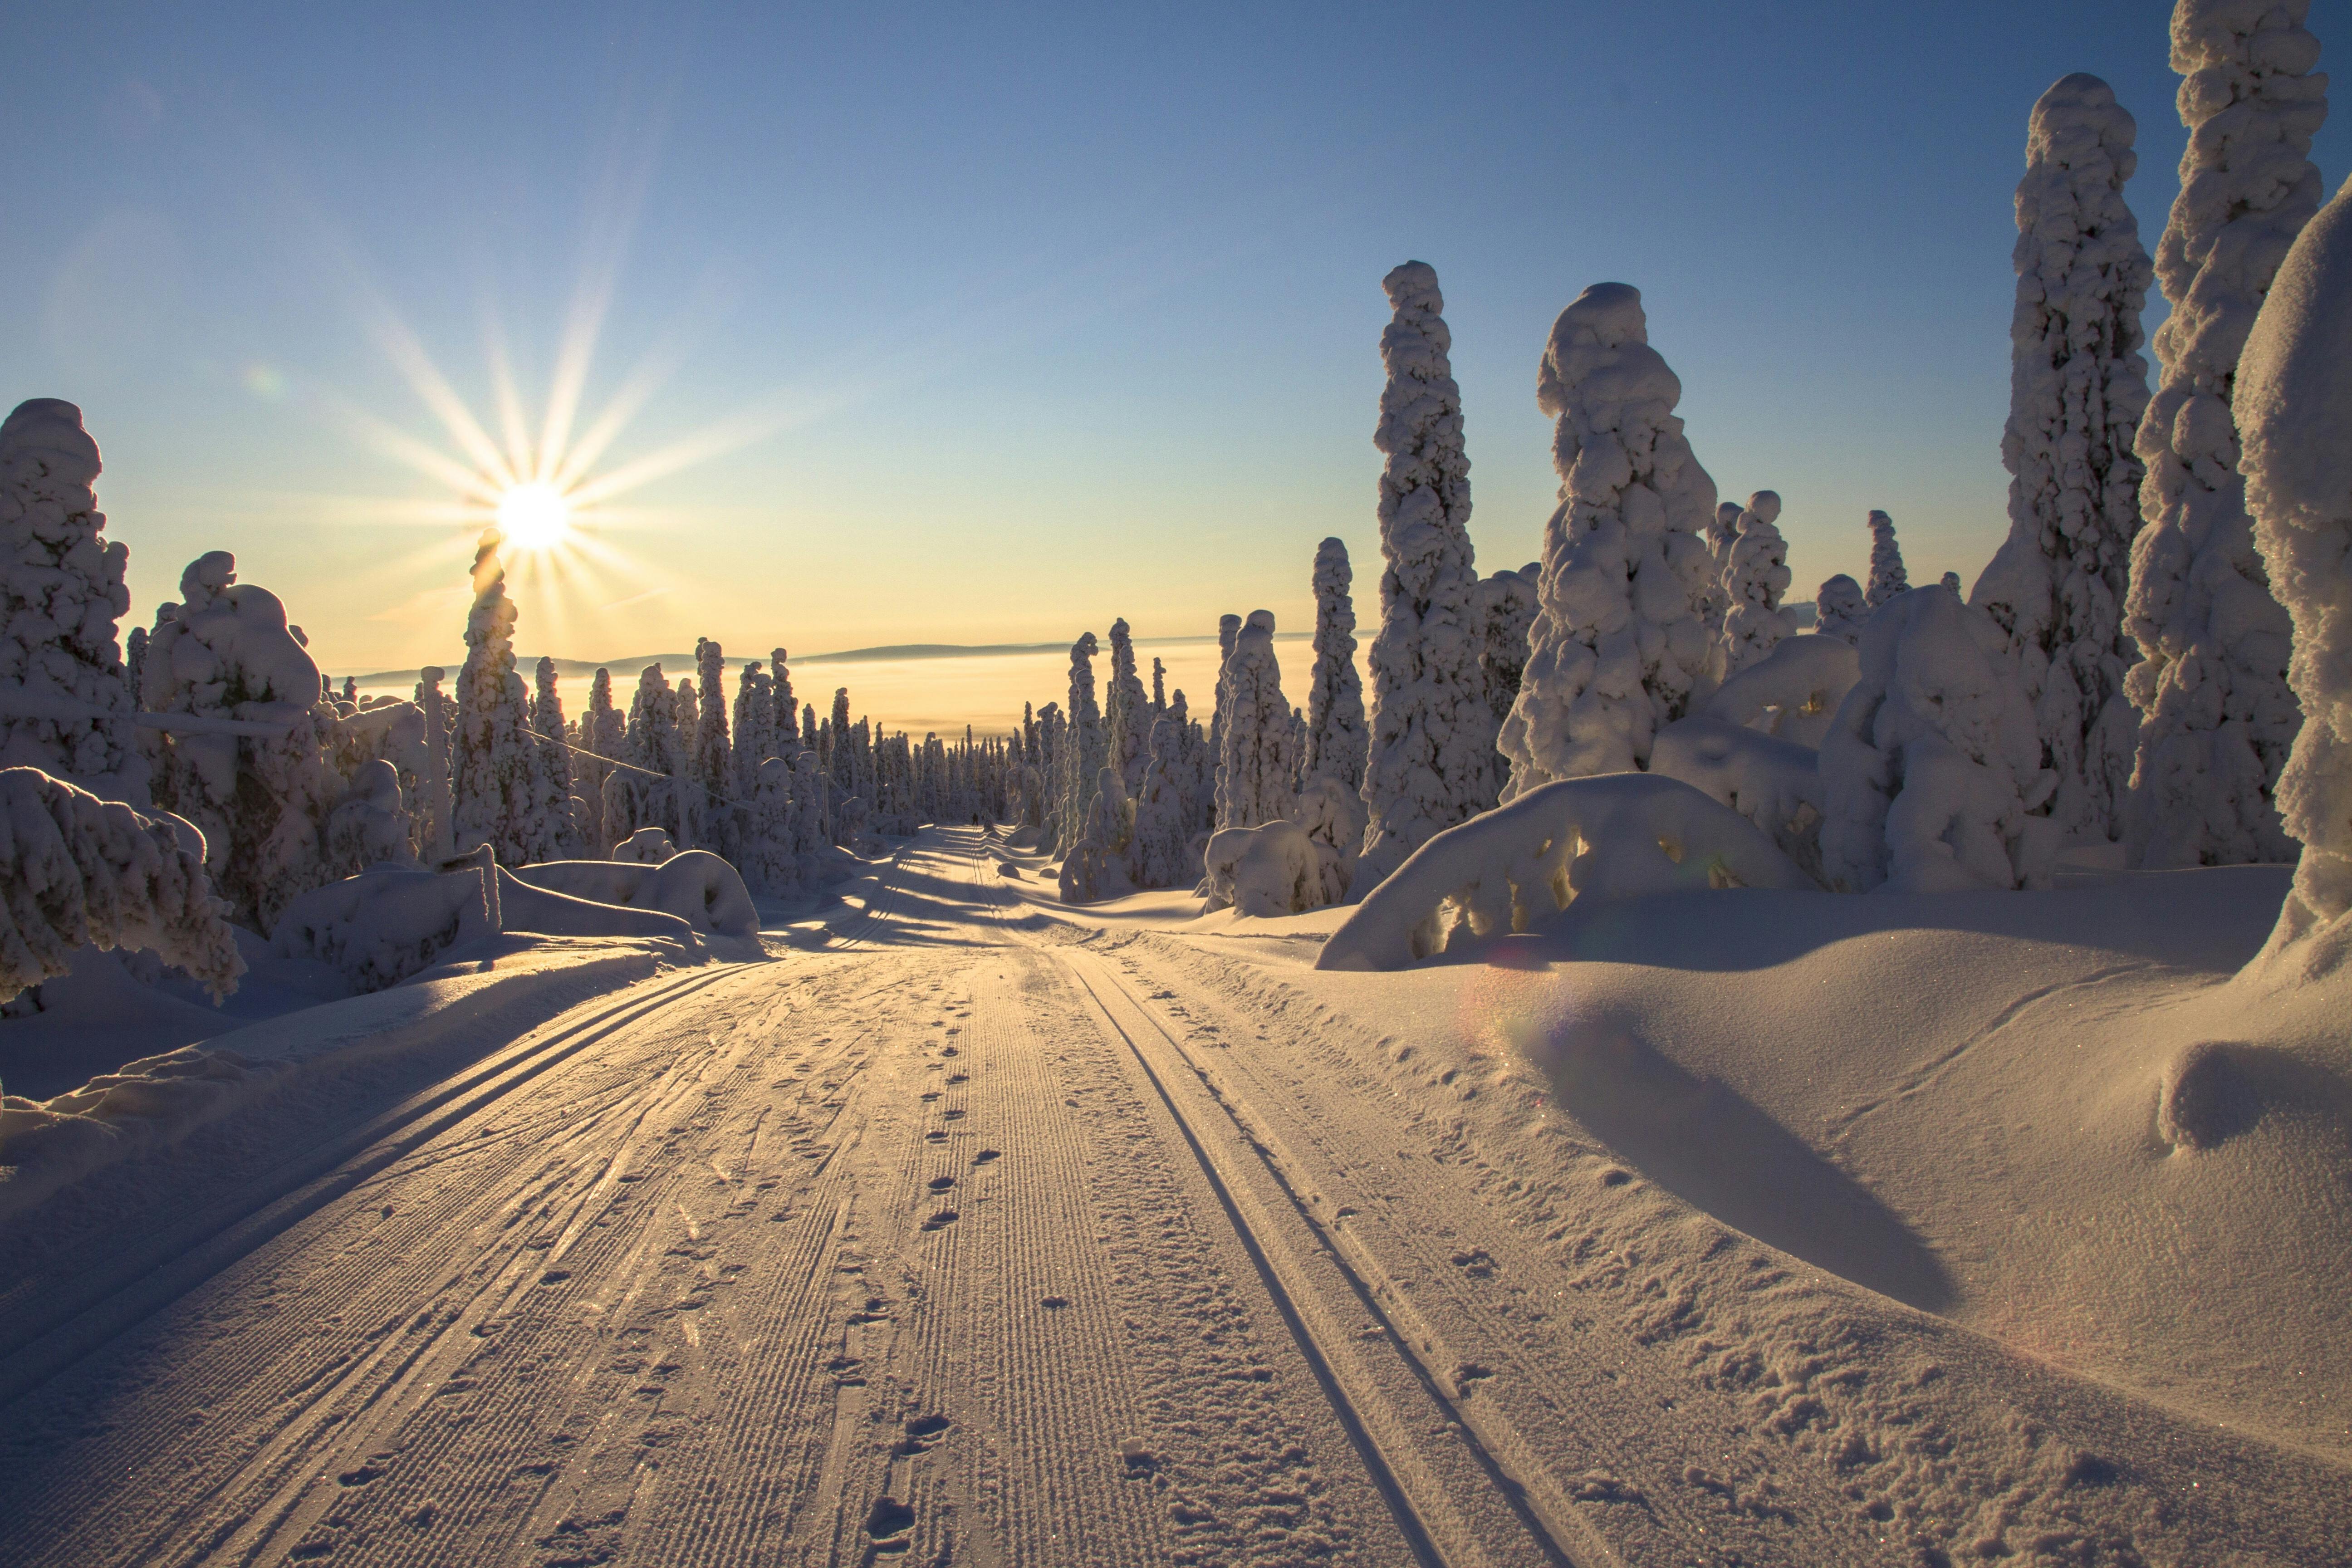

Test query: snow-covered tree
[451,530,566,867]
[1360,262,1494,880]
[1151,657,1166,715]
[325,758,416,876]
[142,551,339,931]
[1967,73,2155,846]
[771,647,797,746]
[741,755,802,897]
[1499,283,1719,795]
[2236,167,2352,967]
[694,638,732,806]
[413,666,455,859]
[1865,510,1910,608]
[1207,612,1241,772]
[1104,617,1148,794]
[1127,714,1194,888]
[530,656,582,858]
[732,658,775,800]
[0,399,147,802]
[1215,610,1296,831]
[1815,574,1869,645]
[1701,500,1742,642]
[2125,0,2328,869]
[1474,563,1538,802]
[1720,490,1798,677]
[1303,538,1368,794]
[0,767,244,1004]
[573,666,622,851]
[1056,632,1105,855]
[608,663,681,851]
[1819,586,2058,893]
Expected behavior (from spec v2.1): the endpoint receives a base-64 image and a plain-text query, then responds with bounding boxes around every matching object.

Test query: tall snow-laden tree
[452,529,566,867]
[733,659,775,800]
[1057,632,1105,856]
[1865,510,1910,608]
[1499,283,1719,795]
[1475,563,1539,801]
[1127,714,1192,889]
[692,639,733,860]
[770,647,797,746]
[2125,0,2328,868]
[414,666,455,858]
[829,687,853,797]
[1969,73,2155,846]
[576,666,622,851]
[1207,612,1241,772]
[0,399,147,802]
[1151,657,1166,714]
[531,656,582,858]
[1216,611,1297,831]
[1359,262,1494,880]
[1720,490,1798,677]
[142,551,338,930]
[1304,538,1368,794]
[1701,500,1742,642]
[2237,168,2352,968]
[1815,574,1870,645]
[1105,617,1148,794]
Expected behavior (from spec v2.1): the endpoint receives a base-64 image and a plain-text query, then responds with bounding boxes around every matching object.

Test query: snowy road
[0,829,1612,1568]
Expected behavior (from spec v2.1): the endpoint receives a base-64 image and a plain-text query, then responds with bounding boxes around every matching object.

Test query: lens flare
[496,481,573,550]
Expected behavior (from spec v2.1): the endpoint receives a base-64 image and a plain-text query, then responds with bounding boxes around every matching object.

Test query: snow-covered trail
[0,830,1588,1568]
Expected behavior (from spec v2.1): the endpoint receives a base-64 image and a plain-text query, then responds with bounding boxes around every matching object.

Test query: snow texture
[1864,510,1910,608]
[0,400,147,803]
[0,767,243,1004]
[2237,170,2352,971]
[1819,587,2061,893]
[1359,262,1496,882]
[1214,610,1296,832]
[1718,490,1798,677]
[2125,0,2328,869]
[1499,283,1720,797]
[1303,539,1368,795]
[1970,73,2153,845]
[140,552,336,931]
[452,532,567,868]
[1318,771,1811,970]
[1813,573,1869,645]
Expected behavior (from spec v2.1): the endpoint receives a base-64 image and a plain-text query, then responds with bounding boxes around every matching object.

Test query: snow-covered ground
[1,825,2341,1566]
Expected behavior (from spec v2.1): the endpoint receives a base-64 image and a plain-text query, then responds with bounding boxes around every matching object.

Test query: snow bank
[1819,587,2059,893]
[1317,772,1810,970]
[2238,170,2352,974]
[0,767,243,1004]
[1499,284,1718,796]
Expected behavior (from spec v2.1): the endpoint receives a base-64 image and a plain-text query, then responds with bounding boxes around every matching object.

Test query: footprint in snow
[921,1210,960,1231]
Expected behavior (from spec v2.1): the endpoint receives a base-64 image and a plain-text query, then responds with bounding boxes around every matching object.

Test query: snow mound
[0,1046,284,1222]
[270,859,498,994]
[1318,772,1812,970]
[516,851,759,939]
[0,766,243,1004]
[1650,716,1828,882]
[1204,817,1349,917]
[612,826,677,863]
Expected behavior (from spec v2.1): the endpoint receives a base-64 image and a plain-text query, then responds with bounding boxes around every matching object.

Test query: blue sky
[6,2,2346,675]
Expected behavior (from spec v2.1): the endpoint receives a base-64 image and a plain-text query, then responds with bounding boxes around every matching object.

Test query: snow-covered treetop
[1721,490,1797,676]
[1865,510,1910,608]
[146,551,322,714]
[1815,574,1868,645]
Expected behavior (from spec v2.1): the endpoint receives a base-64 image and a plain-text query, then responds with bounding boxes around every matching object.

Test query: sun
[495,481,573,550]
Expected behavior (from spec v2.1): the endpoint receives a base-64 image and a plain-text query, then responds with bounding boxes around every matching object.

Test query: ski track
[3,825,2341,1566]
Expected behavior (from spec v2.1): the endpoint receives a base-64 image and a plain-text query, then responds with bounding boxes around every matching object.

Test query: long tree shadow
[1534,1014,1955,1313]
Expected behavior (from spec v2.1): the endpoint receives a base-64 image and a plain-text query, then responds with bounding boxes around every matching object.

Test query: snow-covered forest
[7,4,2352,1565]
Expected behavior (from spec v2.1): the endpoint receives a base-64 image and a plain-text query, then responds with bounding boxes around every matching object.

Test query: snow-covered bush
[451,531,567,867]
[1720,490,1798,676]
[1215,610,1296,831]
[1202,819,1347,917]
[1316,772,1812,971]
[1304,539,1368,794]
[1703,632,1862,749]
[324,759,416,876]
[612,826,677,863]
[1970,73,2153,846]
[1499,283,1720,795]
[1360,262,1496,882]
[1650,717,1830,883]
[2236,169,2352,970]
[1865,511,1910,608]
[0,400,147,802]
[1815,574,1869,645]
[1818,587,2059,893]
[0,767,243,1003]
[2124,0,2328,870]
[514,849,758,938]
[1058,765,1132,904]
[270,860,496,994]
[141,551,339,931]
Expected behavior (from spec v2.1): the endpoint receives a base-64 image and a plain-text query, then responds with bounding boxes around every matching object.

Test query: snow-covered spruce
[1499,283,1720,796]
[607,664,681,852]
[2237,170,2352,971]
[324,758,416,875]
[2125,0,2328,869]
[742,755,803,897]
[1702,630,1862,750]
[1818,587,2059,893]
[141,552,339,931]
[1475,563,1539,801]
[1056,632,1105,856]
[1720,490,1798,677]
[413,665,455,859]
[1317,772,1811,971]
[1058,765,1132,904]
[1215,610,1297,832]
[1359,262,1495,882]
[451,531,568,868]
[1702,501,1742,641]
[0,400,147,802]
[1969,73,2153,846]
[1815,574,1869,645]
[0,766,243,1004]
[1104,617,1148,794]
[1127,715,1193,889]
[531,657,582,858]
[770,647,797,745]
[1865,510,1910,608]
[1303,539,1368,794]
[731,659,774,802]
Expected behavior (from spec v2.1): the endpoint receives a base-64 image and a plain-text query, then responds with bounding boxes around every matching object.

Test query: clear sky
[7,2,2347,680]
